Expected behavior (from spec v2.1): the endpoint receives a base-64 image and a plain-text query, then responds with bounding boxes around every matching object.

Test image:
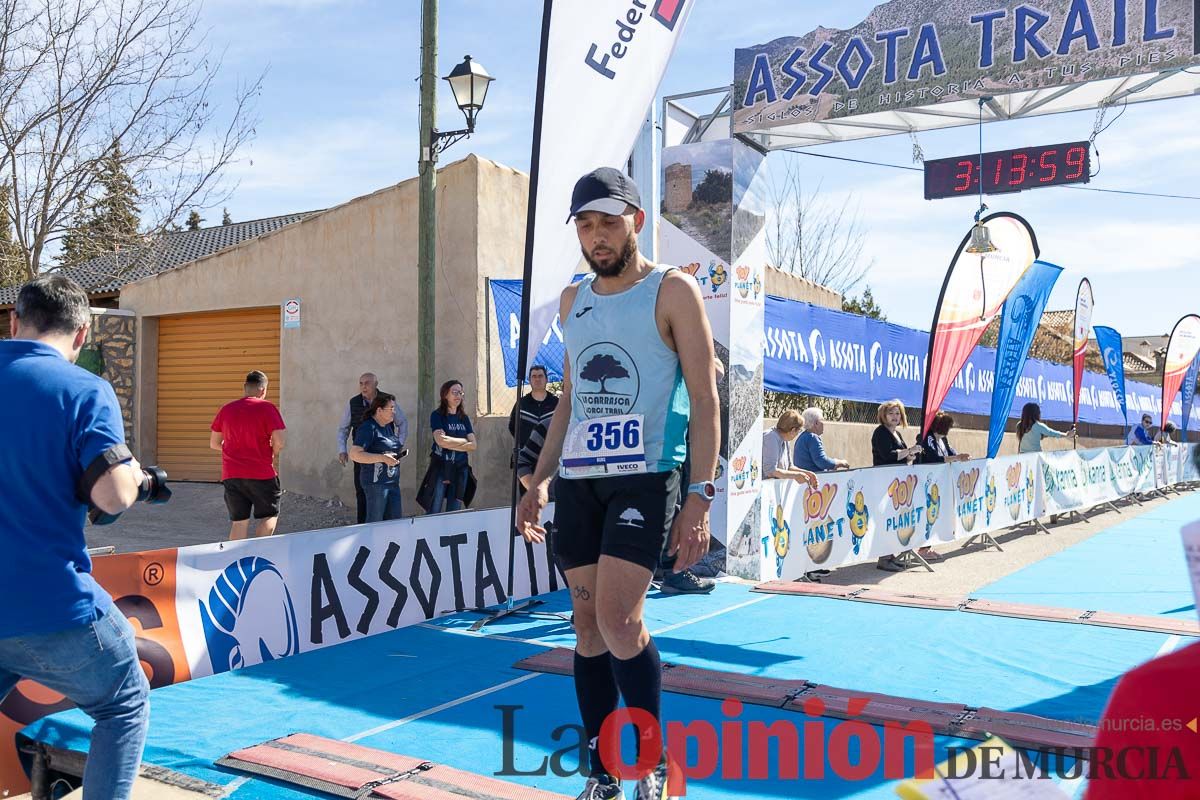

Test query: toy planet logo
[923,476,941,541]
[750,458,759,486]
[732,455,749,490]
[709,262,727,290]
[1005,462,1024,518]
[845,479,870,555]
[956,467,982,532]
[752,272,762,299]
[1024,467,1036,514]
[769,504,790,578]
[803,483,843,565]
[734,264,760,300]
[984,473,998,526]
[886,474,921,547]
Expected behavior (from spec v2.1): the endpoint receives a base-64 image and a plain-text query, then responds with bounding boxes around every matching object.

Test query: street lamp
[426,55,495,160]
[416,0,494,477]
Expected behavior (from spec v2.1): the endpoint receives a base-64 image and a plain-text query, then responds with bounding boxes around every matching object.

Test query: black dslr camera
[77,444,172,525]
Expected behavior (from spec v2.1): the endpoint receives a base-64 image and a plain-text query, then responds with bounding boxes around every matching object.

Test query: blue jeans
[430,463,468,513]
[364,483,403,521]
[0,605,149,800]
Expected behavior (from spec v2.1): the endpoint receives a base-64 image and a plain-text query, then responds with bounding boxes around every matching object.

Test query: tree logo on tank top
[575,342,641,418]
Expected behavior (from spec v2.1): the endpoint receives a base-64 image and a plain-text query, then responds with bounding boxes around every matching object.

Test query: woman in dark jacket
[872,400,934,570]
[350,392,407,522]
[921,411,970,464]
[427,379,476,512]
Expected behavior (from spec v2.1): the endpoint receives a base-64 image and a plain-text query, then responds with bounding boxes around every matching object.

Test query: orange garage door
[156,308,281,482]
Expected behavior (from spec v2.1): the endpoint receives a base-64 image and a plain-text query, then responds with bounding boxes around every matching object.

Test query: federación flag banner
[1182,354,1200,436]
[1071,278,1094,426]
[1094,325,1128,432]
[1163,315,1200,430]
[520,0,696,373]
[920,212,1038,436]
[986,260,1062,459]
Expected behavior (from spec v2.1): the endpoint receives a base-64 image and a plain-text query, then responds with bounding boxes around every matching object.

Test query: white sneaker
[634,758,677,800]
[576,773,625,800]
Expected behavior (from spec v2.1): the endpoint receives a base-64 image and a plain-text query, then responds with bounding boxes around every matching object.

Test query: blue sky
[200,0,1198,337]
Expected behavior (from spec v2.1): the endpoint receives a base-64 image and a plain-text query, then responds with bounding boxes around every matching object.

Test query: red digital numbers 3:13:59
[924,142,1090,200]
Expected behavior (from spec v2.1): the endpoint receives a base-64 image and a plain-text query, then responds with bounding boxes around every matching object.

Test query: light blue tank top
[563,266,689,477]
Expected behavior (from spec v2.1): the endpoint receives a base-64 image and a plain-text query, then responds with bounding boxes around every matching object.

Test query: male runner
[517,168,719,800]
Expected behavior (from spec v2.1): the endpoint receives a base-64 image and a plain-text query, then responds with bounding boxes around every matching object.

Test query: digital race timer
[924,141,1090,200]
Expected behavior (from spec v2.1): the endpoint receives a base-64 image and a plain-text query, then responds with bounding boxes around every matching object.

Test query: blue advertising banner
[1093,326,1128,436]
[987,261,1063,458]
[490,279,1198,430]
[762,297,1198,430]
[491,278,573,386]
[1182,355,1200,435]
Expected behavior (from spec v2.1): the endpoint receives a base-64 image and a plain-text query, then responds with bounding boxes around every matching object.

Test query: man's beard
[582,233,637,278]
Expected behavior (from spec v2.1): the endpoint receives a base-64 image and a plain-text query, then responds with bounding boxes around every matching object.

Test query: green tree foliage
[692,169,732,205]
[58,142,143,268]
[841,285,886,320]
[222,208,233,225]
[186,210,203,230]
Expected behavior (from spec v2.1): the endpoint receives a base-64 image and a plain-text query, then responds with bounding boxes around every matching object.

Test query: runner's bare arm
[662,270,718,483]
[661,270,718,571]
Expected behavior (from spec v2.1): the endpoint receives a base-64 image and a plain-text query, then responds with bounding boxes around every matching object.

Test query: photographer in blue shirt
[0,276,150,799]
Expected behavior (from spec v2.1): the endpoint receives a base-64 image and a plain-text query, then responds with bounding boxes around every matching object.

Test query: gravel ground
[84,482,355,553]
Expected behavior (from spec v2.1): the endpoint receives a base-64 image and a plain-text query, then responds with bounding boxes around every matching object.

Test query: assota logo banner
[1162,314,1200,429]
[1094,325,1128,432]
[921,212,1038,436]
[1072,278,1095,426]
[520,0,695,373]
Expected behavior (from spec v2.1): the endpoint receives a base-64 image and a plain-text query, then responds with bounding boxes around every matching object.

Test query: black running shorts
[552,469,681,573]
[223,477,282,521]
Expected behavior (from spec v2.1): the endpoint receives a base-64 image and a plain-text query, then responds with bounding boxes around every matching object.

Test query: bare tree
[764,156,873,296]
[0,0,260,280]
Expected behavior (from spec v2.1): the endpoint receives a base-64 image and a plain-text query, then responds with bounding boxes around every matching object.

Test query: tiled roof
[0,211,318,305]
[1123,352,1156,373]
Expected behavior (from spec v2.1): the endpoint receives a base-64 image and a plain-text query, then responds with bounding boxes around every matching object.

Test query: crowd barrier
[761,445,1199,580]
[0,506,562,795]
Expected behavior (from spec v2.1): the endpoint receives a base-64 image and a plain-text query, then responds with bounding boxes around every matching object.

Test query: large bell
[965,221,997,254]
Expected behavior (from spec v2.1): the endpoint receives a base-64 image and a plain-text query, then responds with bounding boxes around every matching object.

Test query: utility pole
[417,0,438,470]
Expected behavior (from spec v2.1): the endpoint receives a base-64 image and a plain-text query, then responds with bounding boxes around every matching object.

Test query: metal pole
[417,0,438,469]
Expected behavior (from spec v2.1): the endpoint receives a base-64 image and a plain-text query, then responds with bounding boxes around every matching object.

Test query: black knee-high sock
[610,638,663,761]
[574,650,620,777]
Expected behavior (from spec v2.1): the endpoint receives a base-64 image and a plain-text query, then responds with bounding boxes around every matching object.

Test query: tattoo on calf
[573,585,591,601]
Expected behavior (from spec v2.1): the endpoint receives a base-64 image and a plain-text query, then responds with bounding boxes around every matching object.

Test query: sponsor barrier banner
[0,509,559,794]
[763,445,1194,578]
[921,213,1038,436]
[1162,315,1200,429]
[1094,325,1129,438]
[987,261,1062,458]
[731,0,1200,131]
[1072,279,1095,427]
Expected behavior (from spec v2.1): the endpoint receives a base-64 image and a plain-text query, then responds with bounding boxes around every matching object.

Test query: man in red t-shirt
[209,370,287,540]
[1085,640,1200,798]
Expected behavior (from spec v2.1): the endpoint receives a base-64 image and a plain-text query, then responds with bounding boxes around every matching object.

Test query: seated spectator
[1156,421,1178,445]
[794,407,849,473]
[871,400,930,571]
[921,411,970,464]
[762,410,819,489]
[1127,413,1155,446]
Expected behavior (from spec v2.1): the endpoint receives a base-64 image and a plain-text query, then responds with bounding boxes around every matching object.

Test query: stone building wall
[85,309,137,449]
[664,162,692,213]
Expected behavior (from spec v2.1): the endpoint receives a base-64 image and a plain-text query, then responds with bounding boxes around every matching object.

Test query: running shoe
[576,773,624,800]
[659,569,715,595]
[634,758,676,800]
